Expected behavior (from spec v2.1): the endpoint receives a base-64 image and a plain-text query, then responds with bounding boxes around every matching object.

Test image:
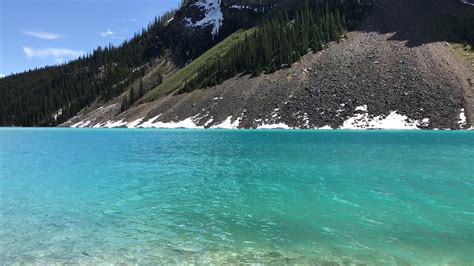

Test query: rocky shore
[63,0,473,130]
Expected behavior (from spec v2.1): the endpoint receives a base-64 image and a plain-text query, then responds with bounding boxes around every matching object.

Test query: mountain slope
[62,0,473,129]
[1,0,473,129]
[142,29,254,100]
[0,0,277,126]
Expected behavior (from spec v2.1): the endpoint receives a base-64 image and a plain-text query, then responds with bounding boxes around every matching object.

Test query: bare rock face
[64,0,473,129]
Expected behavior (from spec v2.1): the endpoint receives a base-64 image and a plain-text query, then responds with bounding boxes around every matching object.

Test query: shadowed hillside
[364,0,474,48]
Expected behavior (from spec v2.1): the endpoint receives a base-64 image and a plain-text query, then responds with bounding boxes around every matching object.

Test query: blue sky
[0,0,181,77]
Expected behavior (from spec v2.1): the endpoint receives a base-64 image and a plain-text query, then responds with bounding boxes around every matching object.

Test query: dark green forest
[0,10,175,126]
[0,0,371,126]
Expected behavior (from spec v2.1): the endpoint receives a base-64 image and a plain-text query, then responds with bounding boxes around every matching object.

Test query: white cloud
[100,29,125,40]
[0,74,5,79]
[23,47,84,59]
[23,31,64,40]
[100,29,114,37]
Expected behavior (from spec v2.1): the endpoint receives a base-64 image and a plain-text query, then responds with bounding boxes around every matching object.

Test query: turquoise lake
[0,129,473,264]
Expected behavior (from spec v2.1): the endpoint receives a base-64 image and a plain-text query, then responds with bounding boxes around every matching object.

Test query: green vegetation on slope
[431,8,474,70]
[451,44,474,71]
[141,29,255,102]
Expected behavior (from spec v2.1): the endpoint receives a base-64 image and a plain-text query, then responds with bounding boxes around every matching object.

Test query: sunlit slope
[141,29,254,102]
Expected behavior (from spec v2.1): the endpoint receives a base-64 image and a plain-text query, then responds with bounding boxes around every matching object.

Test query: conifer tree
[139,80,145,97]
[128,88,135,106]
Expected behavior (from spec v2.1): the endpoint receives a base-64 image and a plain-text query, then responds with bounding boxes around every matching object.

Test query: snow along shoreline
[69,106,470,130]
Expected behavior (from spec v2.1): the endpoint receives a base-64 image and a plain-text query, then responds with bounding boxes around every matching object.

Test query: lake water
[1,129,473,264]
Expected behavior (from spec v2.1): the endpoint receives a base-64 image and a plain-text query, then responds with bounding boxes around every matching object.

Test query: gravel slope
[63,0,473,129]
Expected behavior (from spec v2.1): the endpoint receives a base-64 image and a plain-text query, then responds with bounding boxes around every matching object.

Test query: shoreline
[62,106,470,130]
[1,127,473,131]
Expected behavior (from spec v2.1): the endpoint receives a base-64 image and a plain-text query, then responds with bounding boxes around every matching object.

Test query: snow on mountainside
[185,0,224,37]
[228,4,269,13]
[461,0,474,6]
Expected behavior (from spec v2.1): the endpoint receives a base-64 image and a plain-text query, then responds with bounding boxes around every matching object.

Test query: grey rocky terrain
[63,0,473,129]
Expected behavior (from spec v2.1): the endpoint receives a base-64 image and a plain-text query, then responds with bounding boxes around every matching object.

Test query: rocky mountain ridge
[1,0,472,129]
[62,0,473,130]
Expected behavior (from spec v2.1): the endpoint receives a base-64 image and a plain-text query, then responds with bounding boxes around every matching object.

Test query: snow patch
[342,111,422,130]
[317,125,333,130]
[204,117,214,127]
[420,118,430,127]
[139,115,161,128]
[148,117,203,129]
[185,0,223,37]
[341,105,429,130]
[127,118,145,128]
[458,109,467,128]
[229,4,274,12]
[211,116,240,129]
[302,113,310,127]
[71,120,91,128]
[270,108,280,119]
[461,0,474,6]
[229,5,259,12]
[257,122,291,129]
[52,108,63,121]
[133,115,203,129]
[103,120,127,128]
[257,108,291,129]
[93,122,105,128]
[355,105,368,112]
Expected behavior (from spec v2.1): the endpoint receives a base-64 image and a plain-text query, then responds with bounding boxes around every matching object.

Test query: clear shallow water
[0,129,473,264]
